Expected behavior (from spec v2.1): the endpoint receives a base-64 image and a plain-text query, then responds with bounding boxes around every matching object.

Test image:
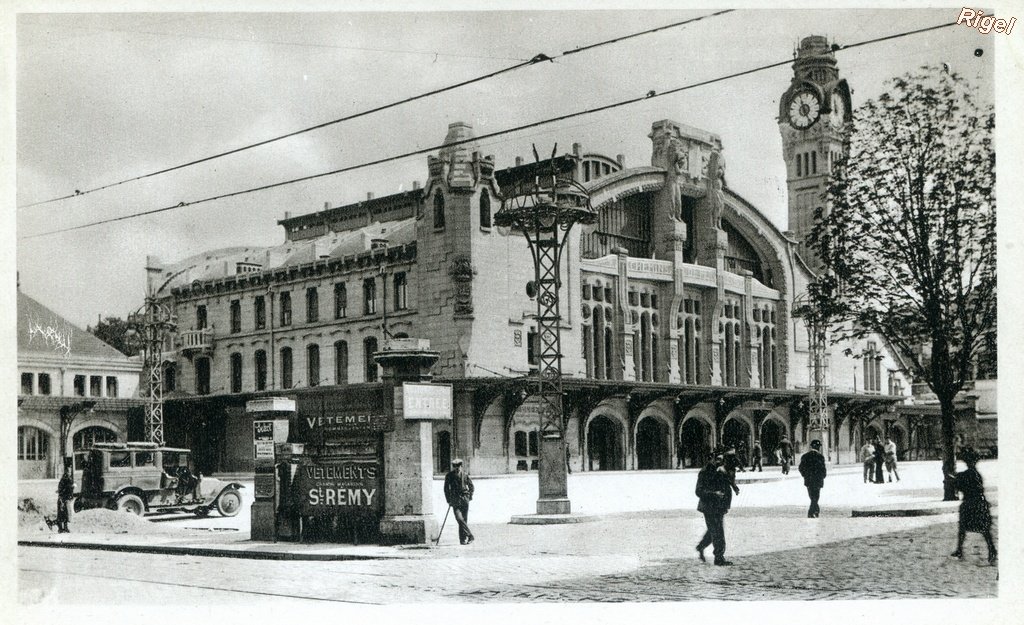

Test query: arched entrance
[679,417,712,468]
[636,416,670,470]
[865,424,882,444]
[587,415,624,471]
[760,418,786,466]
[722,417,751,451]
[888,425,906,458]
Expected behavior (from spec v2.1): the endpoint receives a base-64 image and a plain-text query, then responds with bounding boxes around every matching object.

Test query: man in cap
[443,458,475,545]
[798,439,827,518]
[695,447,734,565]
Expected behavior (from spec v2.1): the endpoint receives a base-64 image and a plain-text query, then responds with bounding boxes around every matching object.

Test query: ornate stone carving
[448,255,475,315]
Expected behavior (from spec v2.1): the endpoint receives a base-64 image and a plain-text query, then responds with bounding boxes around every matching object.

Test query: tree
[807,67,995,501]
[87,316,140,357]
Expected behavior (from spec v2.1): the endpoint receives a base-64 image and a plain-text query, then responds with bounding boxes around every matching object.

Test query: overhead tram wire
[20,21,958,242]
[17,10,735,211]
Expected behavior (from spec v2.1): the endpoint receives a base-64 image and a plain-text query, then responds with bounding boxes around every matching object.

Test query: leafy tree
[807,67,995,500]
[87,316,140,357]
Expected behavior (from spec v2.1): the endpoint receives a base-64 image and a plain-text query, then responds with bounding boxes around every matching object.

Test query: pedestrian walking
[737,441,748,472]
[797,439,827,518]
[751,439,763,472]
[777,436,793,474]
[949,447,997,564]
[695,447,734,566]
[883,436,900,482]
[872,437,885,484]
[860,439,875,483]
[443,458,475,545]
[56,461,75,534]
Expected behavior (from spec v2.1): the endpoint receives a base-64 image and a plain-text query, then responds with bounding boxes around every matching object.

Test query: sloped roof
[17,290,131,361]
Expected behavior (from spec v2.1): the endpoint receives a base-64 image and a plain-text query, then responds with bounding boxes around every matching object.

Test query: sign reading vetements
[294,459,381,515]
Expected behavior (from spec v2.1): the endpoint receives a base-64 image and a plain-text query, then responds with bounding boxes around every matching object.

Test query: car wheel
[215,489,242,517]
[115,493,145,516]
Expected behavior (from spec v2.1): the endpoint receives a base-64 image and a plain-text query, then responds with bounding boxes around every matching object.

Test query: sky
[7,4,1011,329]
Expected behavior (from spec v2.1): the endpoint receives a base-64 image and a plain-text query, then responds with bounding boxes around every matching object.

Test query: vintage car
[74,442,244,517]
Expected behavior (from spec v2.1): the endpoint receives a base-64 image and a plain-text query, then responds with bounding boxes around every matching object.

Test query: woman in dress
[949,447,997,564]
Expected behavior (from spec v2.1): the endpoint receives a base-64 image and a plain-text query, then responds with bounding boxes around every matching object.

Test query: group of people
[695,440,995,566]
[860,436,900,484]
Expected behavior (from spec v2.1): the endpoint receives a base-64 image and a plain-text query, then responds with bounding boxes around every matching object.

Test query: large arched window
[73,425,116,451]
[433,193,446,229]
[363,337,379,382]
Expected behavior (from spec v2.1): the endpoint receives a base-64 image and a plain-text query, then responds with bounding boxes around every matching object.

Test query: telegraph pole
[129,293,176,445]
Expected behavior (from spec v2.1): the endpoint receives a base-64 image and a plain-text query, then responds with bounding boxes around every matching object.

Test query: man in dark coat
[695,448,734,565]
[777,436,793,474]
[443,458,475,545]
[872,437,885,484]
[751,439,763,472]
[56,462,75,533]
[798,439,827,518]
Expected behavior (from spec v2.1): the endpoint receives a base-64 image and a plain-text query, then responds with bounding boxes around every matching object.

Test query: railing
[179,329,213,354]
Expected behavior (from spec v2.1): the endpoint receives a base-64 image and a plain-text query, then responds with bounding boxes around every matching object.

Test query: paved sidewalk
[18,460,996,563]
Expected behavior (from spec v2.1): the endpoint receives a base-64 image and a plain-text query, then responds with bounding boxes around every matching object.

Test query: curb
[509,514,599,525]
[17,540,408,561]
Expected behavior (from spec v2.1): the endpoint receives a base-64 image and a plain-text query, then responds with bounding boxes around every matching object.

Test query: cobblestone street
[453,518,998,601]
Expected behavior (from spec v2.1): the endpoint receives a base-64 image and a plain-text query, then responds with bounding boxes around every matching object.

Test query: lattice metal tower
[808,317,831,460]
[495,148,596,515]
[129,294,176,445]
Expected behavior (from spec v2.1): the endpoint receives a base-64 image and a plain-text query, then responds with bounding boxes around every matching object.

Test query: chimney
[323,202,330,211]
[573,143,581,156]
[515,156,523,166]
[284,211,292,220]
[413,180,421,190]
[617,154,625,167]
[367,192,374,201]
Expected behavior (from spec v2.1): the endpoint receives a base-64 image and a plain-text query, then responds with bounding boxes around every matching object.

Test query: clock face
[788,91,821,129]
[830,93,846,127]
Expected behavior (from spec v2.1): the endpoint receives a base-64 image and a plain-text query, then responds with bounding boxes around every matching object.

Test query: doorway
[587,415,623,471]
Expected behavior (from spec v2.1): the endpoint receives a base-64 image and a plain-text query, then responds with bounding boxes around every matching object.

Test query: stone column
[376,339,443,545]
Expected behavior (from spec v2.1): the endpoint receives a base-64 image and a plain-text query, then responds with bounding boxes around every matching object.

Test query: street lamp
[494,148,596,515]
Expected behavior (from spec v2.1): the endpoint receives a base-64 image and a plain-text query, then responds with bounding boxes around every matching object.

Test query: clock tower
[779,35,851,270]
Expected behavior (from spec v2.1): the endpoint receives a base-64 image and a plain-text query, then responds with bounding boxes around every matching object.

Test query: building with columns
[16,287,144,479]
[147,36,988,478]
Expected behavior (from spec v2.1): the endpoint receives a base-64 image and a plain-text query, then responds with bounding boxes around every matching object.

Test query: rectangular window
[811,150,817,174]
[230,354,243,393]
[196,305,208,330]
[255,351,267,391]
[334,341,349,385]
[106,376,118,398]
[527,329,538,366]
[109,451,131,468]
[281,348,293,389]
[21,372,33,395]
[195,358,211,395]
[254,295,266,330]
[230,300,241,333]
[306,287,319,323]
[796,154,802,177]
[363,279,376,315]
[393,272,408,310]
[134,451,156,467]
[334,283,347,319]
[90,375,102,397]
[38,373,51,395]
[307,345,320,387]
[280,292,292,326]
[74,375,86,397]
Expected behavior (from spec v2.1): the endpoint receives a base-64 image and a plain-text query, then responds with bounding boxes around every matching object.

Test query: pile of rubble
[17,498,186,536]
